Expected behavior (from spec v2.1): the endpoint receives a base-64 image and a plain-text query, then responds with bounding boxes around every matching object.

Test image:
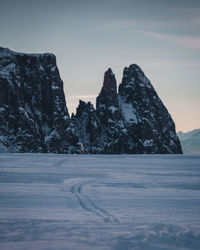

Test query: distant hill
[177,129,200,154]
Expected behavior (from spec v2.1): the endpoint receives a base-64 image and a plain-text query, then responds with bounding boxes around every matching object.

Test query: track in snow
[71,180,119,223]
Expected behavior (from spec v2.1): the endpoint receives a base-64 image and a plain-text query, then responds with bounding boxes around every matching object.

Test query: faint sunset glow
[0,0,199,132]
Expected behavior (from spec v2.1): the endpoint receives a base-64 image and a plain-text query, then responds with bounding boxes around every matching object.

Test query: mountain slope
[177,129,200,154]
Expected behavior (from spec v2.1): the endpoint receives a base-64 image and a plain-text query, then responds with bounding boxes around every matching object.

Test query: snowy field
[0,154,200,250]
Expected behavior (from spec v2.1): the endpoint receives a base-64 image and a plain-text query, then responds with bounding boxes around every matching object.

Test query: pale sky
[0,0,200,132]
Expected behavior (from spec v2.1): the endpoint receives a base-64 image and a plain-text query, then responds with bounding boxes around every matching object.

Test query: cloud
[97,20,137,31]
[66,94,97,107]
[191,18,200,24]
[97,18,190,32]
[141,31,200,50]
[144,60,200,70]
[180,8,200,14]
[102,0,132,4]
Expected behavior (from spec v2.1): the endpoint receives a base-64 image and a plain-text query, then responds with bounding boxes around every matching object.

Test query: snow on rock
[143,139,154,147]
[0,47,79,153]
[0,47,182,154]
[117,64,182,153]
[118,96,138,124]
[73,64,182,154]
[108,105,117,114]
[95,68,123,153]
[72,100,103,153]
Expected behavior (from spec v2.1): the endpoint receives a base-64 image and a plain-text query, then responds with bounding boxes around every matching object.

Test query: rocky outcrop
[0,47,182,154]
[118,64,182,153]
[72,100,103,153]
[0,47,79,153]
[73,64,182,154]
[96,69,123,153]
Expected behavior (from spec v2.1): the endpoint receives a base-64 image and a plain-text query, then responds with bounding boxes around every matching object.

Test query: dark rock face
[72,100,103,153]
[118,64,182,153]
[73,64,182,154]
[0,47,182,154]
[96,69,122,153]
[96,68,118,109]
[0,47,79,153]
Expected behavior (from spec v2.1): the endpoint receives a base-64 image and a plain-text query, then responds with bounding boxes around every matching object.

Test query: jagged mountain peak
[89,64,182,153]
[0,47,182,154]
[102,68,117,92]
[73,99,103,153]
[120,64,150,92]
[75,100,95,117]
[96,68,119,111]
[123,64,145,76]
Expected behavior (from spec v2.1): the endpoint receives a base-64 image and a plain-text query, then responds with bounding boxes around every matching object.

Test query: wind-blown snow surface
[0,154,200,250]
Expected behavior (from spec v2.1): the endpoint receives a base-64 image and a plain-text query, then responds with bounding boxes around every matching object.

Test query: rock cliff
[73,65,182,154]
[0,47,182,154]
[0,47,79,153]
[117,64,182,153]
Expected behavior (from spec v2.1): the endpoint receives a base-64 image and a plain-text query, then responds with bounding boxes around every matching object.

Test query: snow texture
[0,154,200,250]
[118,96,138,124]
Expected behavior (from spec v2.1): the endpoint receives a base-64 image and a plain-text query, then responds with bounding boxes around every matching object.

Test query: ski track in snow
[0,154,200,250]
[71,180,119,223]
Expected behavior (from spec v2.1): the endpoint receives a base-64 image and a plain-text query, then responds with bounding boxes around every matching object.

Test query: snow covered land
[0,154,200,250]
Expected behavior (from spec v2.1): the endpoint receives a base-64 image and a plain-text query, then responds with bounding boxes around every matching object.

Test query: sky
[0,0,200,132]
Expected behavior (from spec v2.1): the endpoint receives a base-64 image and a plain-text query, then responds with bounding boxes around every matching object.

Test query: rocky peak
[118,64,182,154]
[119,64,152,100]
[72,64,182,154]
[72,100,103,153]
[121,64,145,82]
[96,68,118,109]
[75,100,94,118]
[102,68,117,92]
[0,47,182,154]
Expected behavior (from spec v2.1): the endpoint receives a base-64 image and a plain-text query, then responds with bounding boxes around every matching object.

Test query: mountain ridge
[73,64,182,153]
[177,129,200,154]
[0,47,182,154]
